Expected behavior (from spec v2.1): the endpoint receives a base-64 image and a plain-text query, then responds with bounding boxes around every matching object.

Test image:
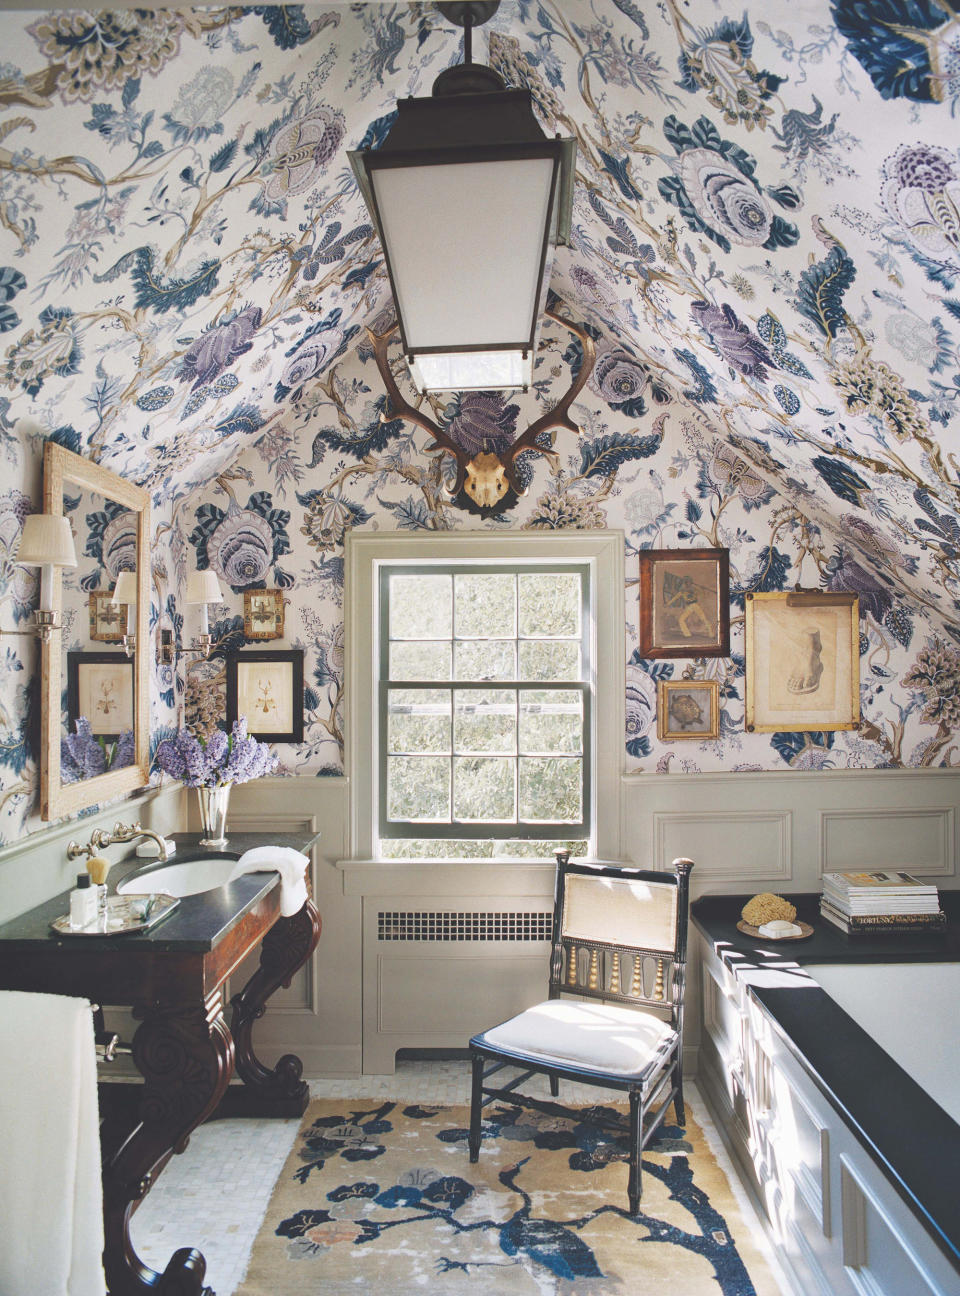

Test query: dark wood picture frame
[88,591,127,643]
[225,649,304,743]
[639,548,730,658]
[67,650,134,740]
[243,588,285,641]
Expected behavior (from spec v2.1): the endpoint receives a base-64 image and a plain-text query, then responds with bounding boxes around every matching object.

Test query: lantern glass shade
[187,569,223,605]
[16,514,77,568]
[111,571,138,607]
[351,69,575,393]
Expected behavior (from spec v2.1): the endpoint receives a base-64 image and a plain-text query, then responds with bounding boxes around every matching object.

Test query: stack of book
[820,871,946,936]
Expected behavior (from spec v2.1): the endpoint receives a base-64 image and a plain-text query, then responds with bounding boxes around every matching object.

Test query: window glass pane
[390,641,452,681]
[379,838,589,860]
[455,573,515,638]
[387,755,450,821]
[518,572,580,638]
[389,574,451,639]
[519,691,582,754]
[453,756,515,821]
[519,757,582,822]
[455,639,516,681]
[518,640,580,681]
[387,689,451,753]
[454,689,516,754]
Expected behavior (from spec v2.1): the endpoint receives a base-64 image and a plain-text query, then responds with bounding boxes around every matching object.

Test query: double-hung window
[379,563,589,857]
[346,532,624,862]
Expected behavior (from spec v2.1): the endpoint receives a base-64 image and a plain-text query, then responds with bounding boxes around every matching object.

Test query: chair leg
[674,1059,685,1127]
[549,1075,559,1097]
[628,1090,642,1216]
[469,1053,484,1163]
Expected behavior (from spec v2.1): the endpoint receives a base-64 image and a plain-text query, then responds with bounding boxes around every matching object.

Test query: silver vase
[197,783,231,848]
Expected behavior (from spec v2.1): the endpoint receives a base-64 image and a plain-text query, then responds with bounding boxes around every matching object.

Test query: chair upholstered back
[548,855,693,1028]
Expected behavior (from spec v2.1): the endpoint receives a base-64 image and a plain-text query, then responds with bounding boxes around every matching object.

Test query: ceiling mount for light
[349,0,576,393]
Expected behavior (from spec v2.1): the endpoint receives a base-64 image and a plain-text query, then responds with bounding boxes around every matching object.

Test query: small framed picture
[88,591,127,643]
[639,549,730,658]
[226,649,303,743]
[657,679,720,741]
[67,651,134,740]
[243,588,285,641]
[745,591,860,732]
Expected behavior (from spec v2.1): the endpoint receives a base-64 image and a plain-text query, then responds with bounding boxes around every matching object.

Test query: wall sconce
[349,0,575,393]
[0,513,77,642]
[110,570,137,658]
[158,569,223,666]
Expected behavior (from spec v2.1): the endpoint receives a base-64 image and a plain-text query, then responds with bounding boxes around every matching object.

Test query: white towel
[229,846,311,917]
[0,990,106,1296]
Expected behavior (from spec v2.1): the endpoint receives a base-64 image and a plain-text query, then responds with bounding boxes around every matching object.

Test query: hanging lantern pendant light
[350,1,576,393]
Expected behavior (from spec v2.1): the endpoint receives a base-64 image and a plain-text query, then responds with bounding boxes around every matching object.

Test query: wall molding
[653,809,791,880]
[818,806,955,879]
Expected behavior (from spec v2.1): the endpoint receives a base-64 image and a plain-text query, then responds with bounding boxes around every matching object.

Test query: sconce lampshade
[111,571,138,607]
[186,569,223,605]
[16,514,77,568]
[349,5,575,393]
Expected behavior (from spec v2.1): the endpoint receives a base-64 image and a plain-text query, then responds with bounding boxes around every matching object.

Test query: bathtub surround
[693,893,960,1295]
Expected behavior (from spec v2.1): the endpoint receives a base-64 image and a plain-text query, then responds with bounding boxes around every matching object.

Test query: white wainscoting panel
[653,809,791,881]
[819,805,955,878]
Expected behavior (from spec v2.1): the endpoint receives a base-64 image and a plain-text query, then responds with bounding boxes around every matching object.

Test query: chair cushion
[477,999,676,1078]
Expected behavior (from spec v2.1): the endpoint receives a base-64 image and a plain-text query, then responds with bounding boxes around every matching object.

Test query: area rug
[237,1098,779,1295]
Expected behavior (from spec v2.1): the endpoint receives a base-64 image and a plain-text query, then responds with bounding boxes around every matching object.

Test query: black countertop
[692,891,960,1271]
[0,831,320,955]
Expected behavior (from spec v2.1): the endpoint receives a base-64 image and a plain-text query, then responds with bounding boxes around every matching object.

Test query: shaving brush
[87,855,110,922]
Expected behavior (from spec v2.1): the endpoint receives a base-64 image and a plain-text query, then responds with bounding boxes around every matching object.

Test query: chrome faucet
[67,821,170,863]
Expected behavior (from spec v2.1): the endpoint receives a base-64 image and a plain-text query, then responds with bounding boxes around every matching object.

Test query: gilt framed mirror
[40,443,151,819]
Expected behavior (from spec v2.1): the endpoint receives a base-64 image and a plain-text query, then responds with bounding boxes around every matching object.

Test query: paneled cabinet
[696,932,960,1296]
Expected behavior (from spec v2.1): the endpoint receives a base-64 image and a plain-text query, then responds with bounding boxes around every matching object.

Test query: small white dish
[758,919,803,939]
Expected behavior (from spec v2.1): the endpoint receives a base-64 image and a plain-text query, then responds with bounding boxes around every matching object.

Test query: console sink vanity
[692,892,960,1296]
[0,830,321,1296]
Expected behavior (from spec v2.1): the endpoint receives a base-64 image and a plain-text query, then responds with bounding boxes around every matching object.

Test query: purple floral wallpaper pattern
[0,0,956,843]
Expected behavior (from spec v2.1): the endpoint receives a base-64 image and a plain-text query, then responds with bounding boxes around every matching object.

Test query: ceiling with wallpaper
[1,0,959,641]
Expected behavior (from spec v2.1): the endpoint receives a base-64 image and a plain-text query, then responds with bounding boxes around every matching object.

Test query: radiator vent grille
[377,911,553,942]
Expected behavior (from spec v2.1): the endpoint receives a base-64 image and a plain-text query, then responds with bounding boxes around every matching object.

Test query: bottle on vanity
[69,873,97,930]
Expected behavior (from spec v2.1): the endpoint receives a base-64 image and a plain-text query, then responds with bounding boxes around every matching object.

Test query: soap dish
[51,893,180,937]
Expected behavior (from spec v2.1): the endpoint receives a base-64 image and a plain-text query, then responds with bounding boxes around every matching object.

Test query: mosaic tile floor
[130,1061,790,1295]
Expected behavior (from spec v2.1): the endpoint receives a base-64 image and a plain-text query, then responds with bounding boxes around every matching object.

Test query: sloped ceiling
[2,0,959,636]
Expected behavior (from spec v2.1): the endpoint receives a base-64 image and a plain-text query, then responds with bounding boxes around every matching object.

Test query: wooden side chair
[468,853,694,1216]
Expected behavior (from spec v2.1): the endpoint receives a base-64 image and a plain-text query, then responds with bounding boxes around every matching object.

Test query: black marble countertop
[0,830,320,955]
[692,891,960,1271]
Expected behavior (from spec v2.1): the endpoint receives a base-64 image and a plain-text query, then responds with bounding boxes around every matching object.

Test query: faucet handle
[66,839,90,861]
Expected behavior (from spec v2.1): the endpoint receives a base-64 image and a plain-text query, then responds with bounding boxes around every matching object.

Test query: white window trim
[345,529,625,861]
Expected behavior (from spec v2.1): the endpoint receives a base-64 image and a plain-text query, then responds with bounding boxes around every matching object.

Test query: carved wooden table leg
[101,992,234,1296]
[221,898,322,1118]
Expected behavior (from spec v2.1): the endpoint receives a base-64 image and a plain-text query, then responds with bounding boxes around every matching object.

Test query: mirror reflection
[58,482,138,784]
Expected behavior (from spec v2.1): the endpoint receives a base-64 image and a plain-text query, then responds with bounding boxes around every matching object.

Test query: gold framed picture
[657,679,720,741]
[243,588,285,640]
[88,591,127,643]
[639,549,730,658]
[745,591,860,732]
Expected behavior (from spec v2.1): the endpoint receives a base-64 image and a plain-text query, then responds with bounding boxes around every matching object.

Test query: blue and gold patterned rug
[238,1098,780,1294]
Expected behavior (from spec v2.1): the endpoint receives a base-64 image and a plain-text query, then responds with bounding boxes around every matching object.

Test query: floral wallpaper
[0,0,958,842]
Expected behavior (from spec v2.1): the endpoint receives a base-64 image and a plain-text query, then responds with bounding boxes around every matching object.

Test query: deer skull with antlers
[367,309,597,514]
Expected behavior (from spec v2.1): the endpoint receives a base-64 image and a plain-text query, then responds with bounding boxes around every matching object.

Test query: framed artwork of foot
[744,591,860,732]
[638,549,730,658]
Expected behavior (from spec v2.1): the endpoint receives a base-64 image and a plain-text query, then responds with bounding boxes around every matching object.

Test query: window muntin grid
[378,563,591,842]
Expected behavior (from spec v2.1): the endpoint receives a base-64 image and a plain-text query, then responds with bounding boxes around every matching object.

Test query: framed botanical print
[226,649,303,742]
[88,591,127,643]
[657,679,720,741]
[67,652,134,740]
[639,549,730,658]
[745,591,860,732]
[243,588,285,641]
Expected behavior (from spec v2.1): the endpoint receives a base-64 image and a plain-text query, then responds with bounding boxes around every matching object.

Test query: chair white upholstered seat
[480,999,675,1078]
[468,853,694,1216]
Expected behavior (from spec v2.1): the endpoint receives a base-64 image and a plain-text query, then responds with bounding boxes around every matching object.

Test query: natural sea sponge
[741,892,797,927]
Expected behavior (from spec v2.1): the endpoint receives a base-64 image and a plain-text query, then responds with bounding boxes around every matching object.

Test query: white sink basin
[117,855,241,898]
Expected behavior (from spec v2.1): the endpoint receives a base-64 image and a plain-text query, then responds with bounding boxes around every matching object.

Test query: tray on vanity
[736,919,814,941]
[50,894,180,937]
